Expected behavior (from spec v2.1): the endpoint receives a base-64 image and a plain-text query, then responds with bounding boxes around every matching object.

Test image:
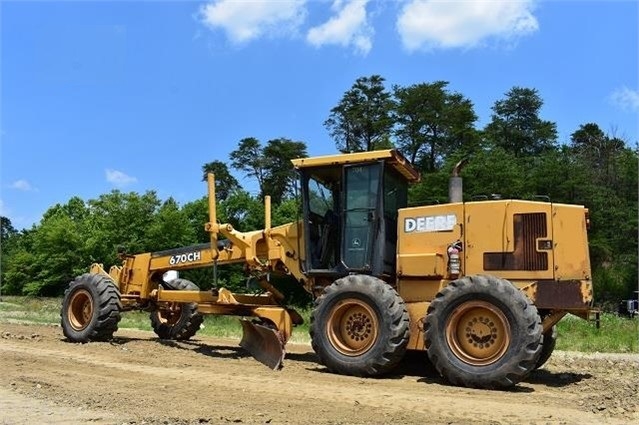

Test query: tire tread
[310,275,410,377]
[150,278,203,340]
[425,274,542,389]
[61,273,122,342]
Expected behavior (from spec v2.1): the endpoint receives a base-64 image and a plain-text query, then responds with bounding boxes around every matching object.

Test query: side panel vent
[484,213,548,271]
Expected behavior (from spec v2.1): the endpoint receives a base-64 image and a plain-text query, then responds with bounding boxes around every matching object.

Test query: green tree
[230,137,307,204]
[201,160,240,201]
[2,209,87,296]
[25,213,86,295]
[457,148,527,200]
[393,81,479,172]
[221,190,264,231]
[571,131,638,303]
[325,75,394,152]
[85,190,161,264]
[230,137,266,193]
[182,196,210,243]
[3,250,37,295]
[1,216,17,244]
[484,87,557,157]
[570,123,627,186]
[1,216,19,294]
[262,138,307,204]
[570,122,606,148]
[145,197,196,252]
[272,198,300,226]
[527,145,589,203]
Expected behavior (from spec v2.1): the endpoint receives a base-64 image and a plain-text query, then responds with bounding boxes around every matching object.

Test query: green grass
[1,296,636,352]
[0,296,62,325]
[556,313,638,353]
[0,296,312,344]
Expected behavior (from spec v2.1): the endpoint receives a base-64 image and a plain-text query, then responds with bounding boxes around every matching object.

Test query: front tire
[150,278,203,340]
[310,275,409,377]
[61,273,122,342]
[425,275,542,389]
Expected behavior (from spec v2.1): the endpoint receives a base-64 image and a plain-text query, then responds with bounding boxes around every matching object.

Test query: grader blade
[239,319,286,370]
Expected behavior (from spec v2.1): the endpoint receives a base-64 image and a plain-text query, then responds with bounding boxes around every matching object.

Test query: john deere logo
[351,238,361,248]
[404,214,456,233]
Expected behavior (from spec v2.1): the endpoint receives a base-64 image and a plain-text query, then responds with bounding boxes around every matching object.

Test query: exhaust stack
[449,159,468,203]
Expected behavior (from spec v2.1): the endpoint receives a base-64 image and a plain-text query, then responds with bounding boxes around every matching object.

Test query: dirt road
[1,323,637,425]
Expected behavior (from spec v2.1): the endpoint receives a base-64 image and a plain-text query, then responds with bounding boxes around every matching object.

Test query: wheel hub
[466,316,498,347]
[446,300,510,366]
[157,304,182,325]
[345,311,373,341]
[327,299,379,356]
[68,289,93,331]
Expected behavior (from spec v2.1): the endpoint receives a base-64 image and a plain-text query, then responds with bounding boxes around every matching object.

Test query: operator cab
[292,150,420,278]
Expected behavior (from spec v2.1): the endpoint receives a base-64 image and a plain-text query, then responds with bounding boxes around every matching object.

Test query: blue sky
[1,0,637,230]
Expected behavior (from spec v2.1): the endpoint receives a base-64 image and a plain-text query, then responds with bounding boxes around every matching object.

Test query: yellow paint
[80,149,595,355]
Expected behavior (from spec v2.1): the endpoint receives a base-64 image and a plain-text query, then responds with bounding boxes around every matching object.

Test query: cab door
[341,163,382,271]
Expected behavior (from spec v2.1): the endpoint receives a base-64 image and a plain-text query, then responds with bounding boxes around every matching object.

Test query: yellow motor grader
[61,149,596,389]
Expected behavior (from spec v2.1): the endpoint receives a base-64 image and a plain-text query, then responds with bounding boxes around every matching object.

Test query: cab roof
[290,149,421,183]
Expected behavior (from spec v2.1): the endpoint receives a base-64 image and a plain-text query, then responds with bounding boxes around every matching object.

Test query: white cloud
[397,0,539,51]
[199,0,307,44]
[9,179,35,191]
[106,169,137,187]
[307,0,373,55]
[610,86,639,112]
[0,199,7,216]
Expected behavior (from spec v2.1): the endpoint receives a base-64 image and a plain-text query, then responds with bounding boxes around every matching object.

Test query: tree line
[1,75,637,308]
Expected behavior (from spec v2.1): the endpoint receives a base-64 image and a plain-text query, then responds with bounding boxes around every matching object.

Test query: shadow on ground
[85,334,594,391]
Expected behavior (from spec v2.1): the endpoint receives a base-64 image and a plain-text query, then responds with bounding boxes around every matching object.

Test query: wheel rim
[446,300,510,366]
[327,298,379,356]
[156,304,182,326]
[68,289,93,331]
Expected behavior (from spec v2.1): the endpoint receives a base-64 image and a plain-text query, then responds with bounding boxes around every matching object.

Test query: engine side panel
[396,203,464,278]
[464,200,555,281]
[551,204,592,280]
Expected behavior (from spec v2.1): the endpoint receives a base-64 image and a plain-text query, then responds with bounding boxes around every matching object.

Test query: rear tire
[150,278,203,340]
[61,273,122,342]
[534,325,557,370]
[310,275,410,377]
[425,275,542,389]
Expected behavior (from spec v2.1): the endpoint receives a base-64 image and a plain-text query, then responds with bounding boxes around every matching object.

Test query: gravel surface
[1,323,637,424]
